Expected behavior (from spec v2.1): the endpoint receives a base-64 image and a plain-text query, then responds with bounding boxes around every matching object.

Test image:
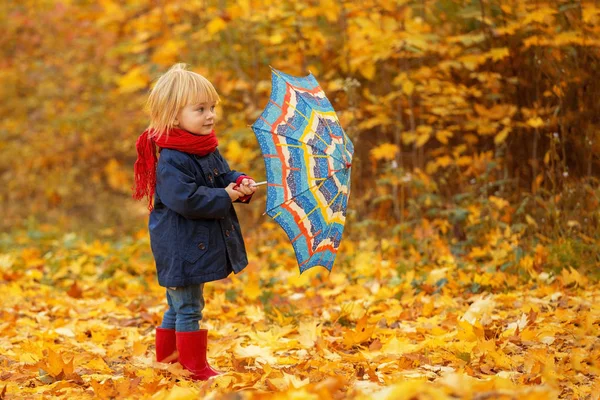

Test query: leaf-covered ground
[0,224,598,399]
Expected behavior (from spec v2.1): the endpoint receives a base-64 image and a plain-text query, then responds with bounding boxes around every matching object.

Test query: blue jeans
[160,284,205,332]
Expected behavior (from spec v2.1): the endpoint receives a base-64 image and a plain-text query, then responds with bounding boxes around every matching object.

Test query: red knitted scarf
[133,127,218,211]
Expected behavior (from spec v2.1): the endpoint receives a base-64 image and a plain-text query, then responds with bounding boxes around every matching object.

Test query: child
[132,63,257,380]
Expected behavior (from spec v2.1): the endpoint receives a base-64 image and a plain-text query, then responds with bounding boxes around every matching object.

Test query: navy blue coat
[148,147,251,287]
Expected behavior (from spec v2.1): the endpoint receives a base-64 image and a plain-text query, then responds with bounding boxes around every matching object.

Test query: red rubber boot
[176,329,221,380]
[155,328,178,363]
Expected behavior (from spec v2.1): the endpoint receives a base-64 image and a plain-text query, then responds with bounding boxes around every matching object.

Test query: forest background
[0,0,599,399]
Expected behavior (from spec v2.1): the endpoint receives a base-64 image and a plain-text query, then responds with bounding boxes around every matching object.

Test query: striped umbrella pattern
[251,68,354,273]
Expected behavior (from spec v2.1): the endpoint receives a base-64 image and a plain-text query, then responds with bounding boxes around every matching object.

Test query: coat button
[231,224,235,231]
[198,242,206,250]
[225,230,230,237]
[208,174,213,182]
[213,168,219,175]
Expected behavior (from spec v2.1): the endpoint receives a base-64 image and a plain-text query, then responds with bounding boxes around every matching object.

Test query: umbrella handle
[249,181,267,187]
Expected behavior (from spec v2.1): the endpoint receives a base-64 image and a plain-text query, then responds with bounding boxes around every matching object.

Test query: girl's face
[175,101,217,136]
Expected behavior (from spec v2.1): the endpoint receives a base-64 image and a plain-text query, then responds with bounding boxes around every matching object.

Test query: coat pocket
[181,225,210,264]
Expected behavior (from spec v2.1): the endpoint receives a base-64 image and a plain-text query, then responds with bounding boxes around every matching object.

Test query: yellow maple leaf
[456,155,472,166]
[20,352,40,365]
[243,273,261,300]
[459,54,487,71]
[270,33,284,45]
[460,296,496,326]
[360,63,376,80]
[402,80,415,95]
[151,39,186,66]
[234,343,277,364]
[86,357,113,374]
[524,7,557,24]
[488,47,510,61]
[457,320,479,342]
[117,66,148,94]
[370,143,399,161]
[342,314,375,347]
[133,340,148,357]
[435,155,453,168]
[402,132,417,145]
[487,348,514,369]
[90,379,117,399]
[298,320,319,347]
[381,336,413,355]
[527,117,544,128]
[415,134,431,148]
[583,6,600,23]
[21,248,44,268]
[489,195,509,210]
[45,348,73,378]
[520,327,538,342]
[267,371,310,391]
[225,140,244,165]
[561,267,587,287]
[270,307,295,326]
[554,31,584,46]
[206,18,226,34]
[104,158,129,193]
[494,126,511,145]
[435,130,453,144]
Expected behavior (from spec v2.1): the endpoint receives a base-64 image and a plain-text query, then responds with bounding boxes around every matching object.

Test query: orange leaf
[133,341,148,357]
[67,282,83,299]
[342,315,375,347]
[46,349,64,378]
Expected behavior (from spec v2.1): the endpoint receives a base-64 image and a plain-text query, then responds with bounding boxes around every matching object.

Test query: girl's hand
[237,178,258,196]
[225,182,243,201]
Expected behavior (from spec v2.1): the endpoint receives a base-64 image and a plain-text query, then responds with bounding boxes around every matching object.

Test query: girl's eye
[198,108,204,112]
[211,106,215,111]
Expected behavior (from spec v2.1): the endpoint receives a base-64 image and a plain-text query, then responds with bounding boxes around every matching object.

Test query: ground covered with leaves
[0,223,598,399]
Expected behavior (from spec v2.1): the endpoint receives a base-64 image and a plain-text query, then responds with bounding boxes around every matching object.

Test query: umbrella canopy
[251,68,354,273]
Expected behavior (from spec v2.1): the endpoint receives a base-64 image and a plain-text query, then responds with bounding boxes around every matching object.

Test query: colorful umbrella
[251,68,354,273]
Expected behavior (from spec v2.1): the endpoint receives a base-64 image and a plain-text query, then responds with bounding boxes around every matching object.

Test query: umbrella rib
[299,195,345,271]
[325,231,342,271]
[251,126,348,166]
[298,190,344,224]
[265,167,350,215]
[280,100,330,148]
[321,116,352,167]
[315,230,340,271]
[281,84,350,160]
[268,70,353,162]
[255,77,349,162]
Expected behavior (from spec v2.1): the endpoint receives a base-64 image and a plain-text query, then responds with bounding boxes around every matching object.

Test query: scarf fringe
[132,129,157,211]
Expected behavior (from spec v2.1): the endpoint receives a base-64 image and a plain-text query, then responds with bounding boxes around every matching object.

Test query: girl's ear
[173,120,179,126]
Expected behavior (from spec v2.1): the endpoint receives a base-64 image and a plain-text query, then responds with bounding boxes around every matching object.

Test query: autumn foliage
[1,224,599,398]
[1,0,599,398]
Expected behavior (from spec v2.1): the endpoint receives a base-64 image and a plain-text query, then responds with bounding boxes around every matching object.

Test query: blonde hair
[145,63,220,138]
